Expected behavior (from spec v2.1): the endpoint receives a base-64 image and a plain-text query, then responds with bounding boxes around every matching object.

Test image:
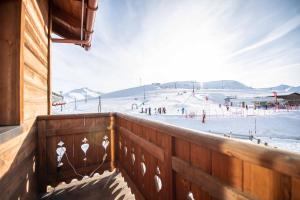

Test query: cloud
[229,14,300,58]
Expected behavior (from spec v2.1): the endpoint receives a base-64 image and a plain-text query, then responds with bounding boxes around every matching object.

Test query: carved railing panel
[37,113,115,191]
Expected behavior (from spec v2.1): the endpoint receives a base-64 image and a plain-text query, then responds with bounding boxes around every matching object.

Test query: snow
[63,87,101,102]
[53,87,300,154]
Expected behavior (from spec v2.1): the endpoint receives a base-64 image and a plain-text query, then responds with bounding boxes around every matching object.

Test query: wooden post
[37,120,47,192]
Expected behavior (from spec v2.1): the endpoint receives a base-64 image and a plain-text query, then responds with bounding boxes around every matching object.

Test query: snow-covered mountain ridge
[59,80,300,101]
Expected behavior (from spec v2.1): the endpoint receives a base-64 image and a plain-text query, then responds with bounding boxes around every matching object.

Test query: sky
[52,0,300,93]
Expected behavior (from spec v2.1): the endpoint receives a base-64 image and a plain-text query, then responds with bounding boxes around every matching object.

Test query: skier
[202,110,206,123]
[181,107,185,115]
[226,105,229,111]
[163,107,166,114]
[149,107,151,115]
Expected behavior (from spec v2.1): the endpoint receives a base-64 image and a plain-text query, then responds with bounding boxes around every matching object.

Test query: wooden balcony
[34,112,300,200]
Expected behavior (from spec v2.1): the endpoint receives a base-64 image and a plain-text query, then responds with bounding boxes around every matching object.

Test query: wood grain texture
[0,1,49,199]
[119,127,165,162]
[0,1,23,125]
[172,156,255,200]
[117,113,300,179]
[37,114,114,190]
[117,113,300,200]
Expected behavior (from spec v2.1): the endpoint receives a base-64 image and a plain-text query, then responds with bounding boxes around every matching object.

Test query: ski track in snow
[53,88,300,153]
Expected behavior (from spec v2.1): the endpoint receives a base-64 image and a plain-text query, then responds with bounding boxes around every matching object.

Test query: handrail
[116,113,300,179]
[36,112,300,199]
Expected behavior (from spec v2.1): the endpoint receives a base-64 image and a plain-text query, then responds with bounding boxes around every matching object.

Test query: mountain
[161,80,251,90]
[64,87,102,102]
[286,86,300,93]
[264,84,292,91]
[102,84,160,98]
[262,84,300,93]
[203,80,251,89]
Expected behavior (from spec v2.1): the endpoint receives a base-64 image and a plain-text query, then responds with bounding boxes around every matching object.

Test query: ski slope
[53,88,300,153]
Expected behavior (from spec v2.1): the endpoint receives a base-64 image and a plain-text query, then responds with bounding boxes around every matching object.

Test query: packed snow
[53,84,300,154]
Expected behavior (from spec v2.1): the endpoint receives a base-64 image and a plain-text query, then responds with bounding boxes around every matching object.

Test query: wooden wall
[23,0,49,122]
[0,1,23,125]
[0,0,50,199]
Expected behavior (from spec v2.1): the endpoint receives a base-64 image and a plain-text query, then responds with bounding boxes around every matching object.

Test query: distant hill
[161,80,251,90]
[286,86,300,93]
[264,84,291,91]
[64,87,102,102]
[63,81,300,101]
[263,84,300,93]
[102,84,160,98]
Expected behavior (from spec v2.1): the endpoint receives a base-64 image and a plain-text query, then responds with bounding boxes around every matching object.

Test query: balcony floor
[40,170,136,200]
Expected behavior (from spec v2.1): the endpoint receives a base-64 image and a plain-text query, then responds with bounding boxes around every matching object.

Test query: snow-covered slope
[160,80,251,90]
[102,84,161,98]
[64,87,102,102]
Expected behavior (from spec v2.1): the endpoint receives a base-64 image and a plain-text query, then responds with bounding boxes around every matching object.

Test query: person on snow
[181,107,185,115]
[202,110,206,123]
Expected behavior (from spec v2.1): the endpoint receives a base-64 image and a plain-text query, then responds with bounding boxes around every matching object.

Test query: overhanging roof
[51,0,98,50]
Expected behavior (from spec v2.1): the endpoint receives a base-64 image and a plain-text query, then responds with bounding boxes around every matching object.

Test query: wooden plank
[37,120,47,192]
[119,127,164,162]
[243,162,292,200]
[172,156,256,200]
[292,178,300,200]
[37,112,112,120]
[0,1,23,125]
[174,138,190,200]
[191,143,212,199]
[46,127,109,137]
[156,131,173,200]
[117,113,300,179]
[212,151,243,189]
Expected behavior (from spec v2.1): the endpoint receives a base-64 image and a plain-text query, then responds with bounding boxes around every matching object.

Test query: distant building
[52,91,64,106]
[277,93,300,106]
[224,96,285,108]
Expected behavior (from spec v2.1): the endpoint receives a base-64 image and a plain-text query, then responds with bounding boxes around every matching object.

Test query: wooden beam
[172,156,257,200]
[37,112,112,120]
[52,4,81,29]
[51,4,81,39]
[52,21,81,40]
[119,127,165,162]
[37,120,47,192]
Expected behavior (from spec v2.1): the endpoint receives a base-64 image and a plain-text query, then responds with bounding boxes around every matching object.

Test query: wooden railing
[116,113,300,200]
[37,113,116,192]
[37,113,300,199]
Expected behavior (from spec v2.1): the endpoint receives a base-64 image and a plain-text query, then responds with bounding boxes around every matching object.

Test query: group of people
[141,107,167,115]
